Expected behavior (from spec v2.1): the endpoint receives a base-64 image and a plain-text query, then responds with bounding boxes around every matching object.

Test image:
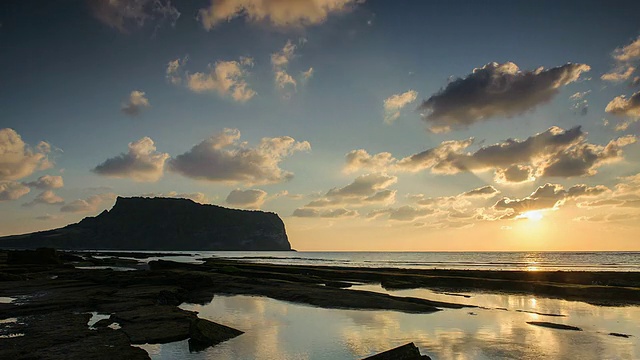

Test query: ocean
[138,251,640,272]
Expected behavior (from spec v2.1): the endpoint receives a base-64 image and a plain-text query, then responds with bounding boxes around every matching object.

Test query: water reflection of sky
[145,289,639,360]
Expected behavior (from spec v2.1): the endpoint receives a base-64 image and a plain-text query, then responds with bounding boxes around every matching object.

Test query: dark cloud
[169,129,310,186]
[303,173,397,208]
[494,183,609,218]
[90,0,180,33]
[226,189,267,208]
[461,185,499,198]
[0,181,30,201]
[24,175,64,190]
[23,190,64,207]
[345,126,636,182]
[93,137,169,182]
[418,62,590,132]
[60,193,116,213]
[494,165,533,184]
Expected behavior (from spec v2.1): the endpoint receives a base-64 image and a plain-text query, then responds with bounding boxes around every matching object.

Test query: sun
[519,210,544,222]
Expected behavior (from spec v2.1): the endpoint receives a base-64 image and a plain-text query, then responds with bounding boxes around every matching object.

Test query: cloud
[35,214,63,221]
[383,90,418,124]
[303,173,397,208]
[90,0,180,33]
[23,190,65,207]
[60,193,116,213]
[169,128,310,186]
[93,137,170,182]
[367,205,434,221]
[24,175,64,190]
[198,0,360,29]
[605,91,640,130]
[185,59,256,102]
[271,40,312,97]
[418,62,591,132]
[461,185,500,198]
[302,67,314,81]
[166,56,188,85]
[141,191,209,204]
[121,90,150,116]
[292,207,358,218]
[0,128,52,181]
[494,165,534,184]
[569,91,591,101]
[493,183,609,218]
[0,181,30,201]
[602,36,640,83]
[226,189,268,208]
[344,126,636,182]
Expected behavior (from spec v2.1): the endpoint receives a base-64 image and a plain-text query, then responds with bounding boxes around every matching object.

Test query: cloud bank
[198,0,360,29]
[169,128,310,186]
[93,137,170,182]
[418,62,590,132]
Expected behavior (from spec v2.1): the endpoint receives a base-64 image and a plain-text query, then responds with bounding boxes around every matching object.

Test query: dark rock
[111,305,197,344]
[0,197,291,251]
[188,318,244,352]
[526,321,582,331]
[363,342,431,359]
[6,248,61,265]
[609,332,632,338]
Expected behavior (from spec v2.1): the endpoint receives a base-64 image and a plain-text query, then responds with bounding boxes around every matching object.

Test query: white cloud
[605,91,640,129]
[226,189,268,208]
[198,0,360,29]
[90,0,180,33]
[93,137,170,182]
[0,128,52,181]
[24,175,64,189]
[367,205,434,221]
[23,190,65,207]
[186,59,256,102]
[60,193,116,213]
[121,90,150,116]
[418,62,591,132]
[602,36,640,83]
[169,128,310,186]
[292,207,358,218]
[0,181,30,201]
[383,90,418,124]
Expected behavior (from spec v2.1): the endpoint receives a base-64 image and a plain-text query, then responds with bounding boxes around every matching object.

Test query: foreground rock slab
[363,342,431,360]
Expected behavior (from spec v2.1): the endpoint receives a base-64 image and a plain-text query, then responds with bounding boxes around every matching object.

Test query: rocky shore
[1,249,639,359]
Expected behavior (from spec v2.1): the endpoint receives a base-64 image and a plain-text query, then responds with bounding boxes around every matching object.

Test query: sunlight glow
[519,210,544,222]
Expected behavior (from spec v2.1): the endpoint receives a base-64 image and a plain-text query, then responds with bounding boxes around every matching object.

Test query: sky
[1,0,640,251]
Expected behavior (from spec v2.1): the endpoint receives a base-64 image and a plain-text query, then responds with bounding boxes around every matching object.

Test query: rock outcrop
[0,197,291,251]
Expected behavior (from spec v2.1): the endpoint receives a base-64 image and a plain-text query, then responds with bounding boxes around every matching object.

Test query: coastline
[1,249,639,359]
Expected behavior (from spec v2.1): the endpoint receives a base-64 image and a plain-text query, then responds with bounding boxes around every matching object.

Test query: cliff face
[0,197,292,251]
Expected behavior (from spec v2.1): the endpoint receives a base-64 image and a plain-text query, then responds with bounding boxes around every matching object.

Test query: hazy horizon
[1,0,640,252]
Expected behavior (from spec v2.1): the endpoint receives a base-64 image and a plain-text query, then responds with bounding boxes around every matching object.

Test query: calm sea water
[125,251,640,359]
[135,251,640,272]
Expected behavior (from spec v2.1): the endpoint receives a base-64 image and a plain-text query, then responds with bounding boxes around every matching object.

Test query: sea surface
[118,251,640,359]
[121,251,640,272]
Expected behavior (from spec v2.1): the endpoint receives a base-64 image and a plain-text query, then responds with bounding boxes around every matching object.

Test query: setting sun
[519,210,544,222]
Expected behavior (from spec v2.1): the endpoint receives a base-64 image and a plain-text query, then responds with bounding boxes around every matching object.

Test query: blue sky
[1,0,640,250]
